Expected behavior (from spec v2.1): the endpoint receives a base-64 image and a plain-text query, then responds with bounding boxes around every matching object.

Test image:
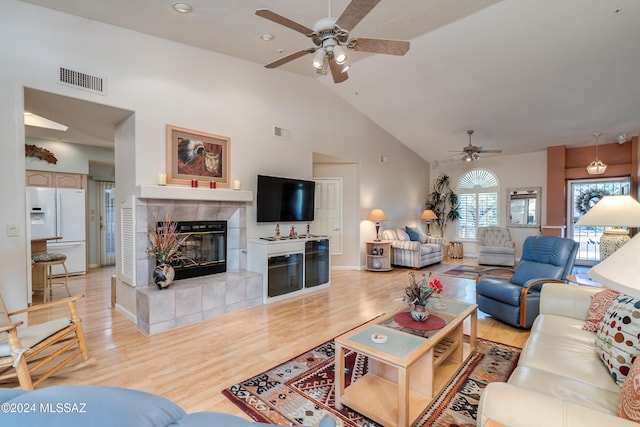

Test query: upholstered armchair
[475,235,578,328]
[477,226,516,266]
[381,228,445,269]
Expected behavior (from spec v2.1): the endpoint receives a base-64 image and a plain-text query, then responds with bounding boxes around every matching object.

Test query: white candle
[157,173,167,186]
[233,180,241,190]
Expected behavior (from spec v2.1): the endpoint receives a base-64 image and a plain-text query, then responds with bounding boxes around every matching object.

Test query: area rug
[222,334,520,427]
[442,264,513,280]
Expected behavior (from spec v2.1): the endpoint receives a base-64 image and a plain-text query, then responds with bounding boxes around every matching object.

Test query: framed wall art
[166,125,230,187]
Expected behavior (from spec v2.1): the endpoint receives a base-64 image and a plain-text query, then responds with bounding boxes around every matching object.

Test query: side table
[448,241,463,259]
[366,240,392,272]
[566,273,602,288]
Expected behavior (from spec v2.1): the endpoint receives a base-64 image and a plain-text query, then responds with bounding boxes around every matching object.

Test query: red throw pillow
[620,356,640,421]
[582,289,619,332]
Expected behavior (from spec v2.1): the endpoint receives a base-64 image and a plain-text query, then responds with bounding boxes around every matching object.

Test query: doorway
[24,87,131,282]
[568,177,631,265]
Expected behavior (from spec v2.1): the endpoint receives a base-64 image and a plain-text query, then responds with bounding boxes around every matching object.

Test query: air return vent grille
[58,67,106,95]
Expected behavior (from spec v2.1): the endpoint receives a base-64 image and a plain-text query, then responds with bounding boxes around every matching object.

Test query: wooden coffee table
[334,299,477,427]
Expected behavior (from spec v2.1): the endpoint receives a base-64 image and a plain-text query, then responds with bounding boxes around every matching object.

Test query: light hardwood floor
[23,258,530,418]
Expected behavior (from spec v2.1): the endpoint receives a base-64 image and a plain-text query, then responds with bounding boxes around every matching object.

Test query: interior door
[98,182,116,266]
[313,178,343,254]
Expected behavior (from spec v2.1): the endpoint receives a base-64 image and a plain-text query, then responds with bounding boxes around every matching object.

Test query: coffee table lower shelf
[341,344,471,427]
[341,374,429,427]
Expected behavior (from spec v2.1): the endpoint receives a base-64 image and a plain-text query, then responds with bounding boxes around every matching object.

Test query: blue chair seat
[476,279,534,306]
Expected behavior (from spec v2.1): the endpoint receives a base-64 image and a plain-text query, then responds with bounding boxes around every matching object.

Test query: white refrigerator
[28,187,87,276]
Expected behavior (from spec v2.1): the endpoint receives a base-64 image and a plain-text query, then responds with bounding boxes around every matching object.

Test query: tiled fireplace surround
[135,197,262,335]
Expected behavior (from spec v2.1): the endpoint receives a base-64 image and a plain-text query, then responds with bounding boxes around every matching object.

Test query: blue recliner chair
[475,235,579,328]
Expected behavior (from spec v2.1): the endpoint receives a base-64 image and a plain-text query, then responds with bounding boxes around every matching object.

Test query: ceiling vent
[58,67,106,95]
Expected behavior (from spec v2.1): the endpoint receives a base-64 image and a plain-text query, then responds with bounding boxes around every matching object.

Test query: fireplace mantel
[135,185,253,202]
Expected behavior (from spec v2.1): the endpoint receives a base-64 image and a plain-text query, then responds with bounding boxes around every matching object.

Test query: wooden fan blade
[255,9,315,36]
[335,0,381,32]
[265,48,315,69]
[348,38,410,55]
[328,58,349,84]
[478,149,502,153]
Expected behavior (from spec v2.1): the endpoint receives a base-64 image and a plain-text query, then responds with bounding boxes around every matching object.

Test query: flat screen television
[256,175,316,222]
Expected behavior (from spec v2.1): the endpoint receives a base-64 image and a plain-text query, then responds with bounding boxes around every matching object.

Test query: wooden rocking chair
[0,293,94,390]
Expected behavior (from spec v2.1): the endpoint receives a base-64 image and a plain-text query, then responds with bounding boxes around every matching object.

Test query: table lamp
[367,208,387,241]
[421,209,437,235]
[575,195,640,260]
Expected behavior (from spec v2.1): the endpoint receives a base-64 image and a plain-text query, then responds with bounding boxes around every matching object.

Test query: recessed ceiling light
[172,2,193,13]
[260,33,275,41]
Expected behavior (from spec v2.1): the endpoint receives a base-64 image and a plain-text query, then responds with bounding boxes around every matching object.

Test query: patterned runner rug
[222,335,520,426]
[442,264,513,280]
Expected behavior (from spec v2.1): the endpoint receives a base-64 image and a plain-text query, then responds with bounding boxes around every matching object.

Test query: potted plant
[147,211,190,289]
[403,271,443,321]
[425,174,460,237]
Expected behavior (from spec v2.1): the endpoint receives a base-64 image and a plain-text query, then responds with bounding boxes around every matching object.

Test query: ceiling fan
[457,130,502,162]
[255,0,410,84]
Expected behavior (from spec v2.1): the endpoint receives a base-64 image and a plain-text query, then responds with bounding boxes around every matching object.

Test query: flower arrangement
[403,271,443,307]
[147,211,190,264]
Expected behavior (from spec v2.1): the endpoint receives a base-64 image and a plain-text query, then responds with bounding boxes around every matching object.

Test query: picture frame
[166,125,230,187]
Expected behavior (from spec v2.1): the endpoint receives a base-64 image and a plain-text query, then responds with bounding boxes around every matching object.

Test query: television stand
[249,236,331,302]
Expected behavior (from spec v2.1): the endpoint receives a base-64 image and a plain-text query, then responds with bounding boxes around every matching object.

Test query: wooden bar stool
[31,253,71,303]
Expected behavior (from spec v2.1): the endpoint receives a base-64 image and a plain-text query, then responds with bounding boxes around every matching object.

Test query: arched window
[457,169,499,239]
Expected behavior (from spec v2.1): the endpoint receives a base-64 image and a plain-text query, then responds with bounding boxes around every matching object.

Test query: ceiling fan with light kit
[453,130,502,162]
[255,0,410,84]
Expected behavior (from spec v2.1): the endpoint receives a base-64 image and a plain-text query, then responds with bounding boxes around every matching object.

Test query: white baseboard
[114,303,137,323]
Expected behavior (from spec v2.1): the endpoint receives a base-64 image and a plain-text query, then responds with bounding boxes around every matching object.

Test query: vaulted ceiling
[20,0,640,163]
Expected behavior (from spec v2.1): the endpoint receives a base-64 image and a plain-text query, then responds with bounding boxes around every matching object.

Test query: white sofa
[381,228,444,269]
[477,283,636,427]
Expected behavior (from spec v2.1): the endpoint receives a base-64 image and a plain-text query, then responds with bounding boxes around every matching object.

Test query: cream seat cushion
[509,366,620,415]
[518,315,619,393]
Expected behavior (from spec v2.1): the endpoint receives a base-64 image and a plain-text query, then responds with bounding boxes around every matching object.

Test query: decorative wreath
[576,188,610,215]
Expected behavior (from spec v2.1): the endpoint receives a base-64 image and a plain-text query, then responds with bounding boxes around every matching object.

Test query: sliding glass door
[568,178,631,265]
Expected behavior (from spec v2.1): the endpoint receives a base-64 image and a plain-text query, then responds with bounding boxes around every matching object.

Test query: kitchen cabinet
[26,170,87,189]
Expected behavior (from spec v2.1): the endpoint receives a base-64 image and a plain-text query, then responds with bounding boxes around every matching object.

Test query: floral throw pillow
[596,294,640,386]
[620,355,640,421]
[583,289,619,332]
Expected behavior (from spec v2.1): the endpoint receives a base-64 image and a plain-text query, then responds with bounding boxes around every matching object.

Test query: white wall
[432,150,547,259]
[0,1,430,313]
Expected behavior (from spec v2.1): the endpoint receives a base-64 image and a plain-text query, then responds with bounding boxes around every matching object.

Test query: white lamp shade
[590,232,640,297]
[367,209,387,222]
[420,209,437,220]
[575,195,640,227]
